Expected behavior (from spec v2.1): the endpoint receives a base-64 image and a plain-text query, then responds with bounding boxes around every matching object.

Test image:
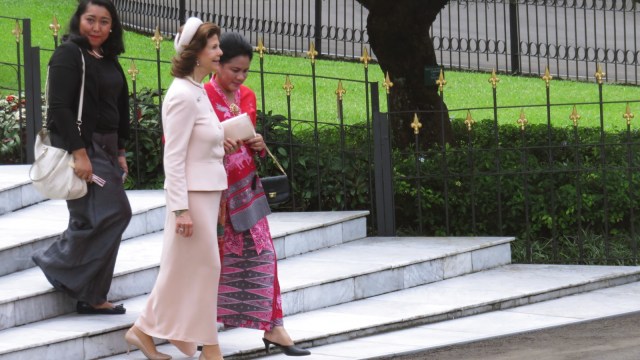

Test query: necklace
[88,49,104,59]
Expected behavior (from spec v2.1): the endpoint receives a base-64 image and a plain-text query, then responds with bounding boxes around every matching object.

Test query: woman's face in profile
[79,4,112,50]
[216,55,251,94]
[198,34,224,75]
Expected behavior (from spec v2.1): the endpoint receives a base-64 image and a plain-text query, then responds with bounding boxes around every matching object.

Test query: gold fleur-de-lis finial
[282,75,294,96]
[436,69,447,93]
[12,20,22,43]
[623,103,634,126]
[360,46,372,68]
[382,72,394,94]
[49,16,61,37]
[151,26,163,50]
[569,105,581,127]
[411,113,422,135]
[307,41,318,64]
[127,59,139,81]
[595,63,606,85]
[517,109,528,130]
[464,110,475,131]
[542,66,553,88]
[488,69,500,89]
[256,38,267,59]
[335,80,346,101]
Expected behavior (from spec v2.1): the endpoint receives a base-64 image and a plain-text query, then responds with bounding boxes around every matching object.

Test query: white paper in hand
[221,113,256,141]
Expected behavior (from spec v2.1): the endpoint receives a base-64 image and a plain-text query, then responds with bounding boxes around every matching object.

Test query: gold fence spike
[623,103,634,126]
[436,69,447,92]
[12,20,22,43]
[127,59,139,81]
[282,75,294,96]
[595,63,606,85]
[256,38,266,59]
[488,69,500,89]
[335,80,346,101]
[542,66,552,88]
[517,108,528,130]
[411,113,422,135]
[49,16,61,37]
[570,105,581,127]
[307,41,318,64]
[151,26,163,50]
[382,72,393,94]
[360,46,372,68]
[464,110,475,131]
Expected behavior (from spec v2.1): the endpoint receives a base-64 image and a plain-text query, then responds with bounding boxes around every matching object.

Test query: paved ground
[391,311,640,360]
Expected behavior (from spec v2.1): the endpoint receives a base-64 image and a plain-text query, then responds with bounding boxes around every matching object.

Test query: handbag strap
[264,146,287,176]
[44,47,86,135]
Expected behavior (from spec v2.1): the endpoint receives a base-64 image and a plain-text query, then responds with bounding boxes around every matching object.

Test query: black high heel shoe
[262,338,311,356]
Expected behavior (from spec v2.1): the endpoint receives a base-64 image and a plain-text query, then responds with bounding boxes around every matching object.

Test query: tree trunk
[359,0,452,148]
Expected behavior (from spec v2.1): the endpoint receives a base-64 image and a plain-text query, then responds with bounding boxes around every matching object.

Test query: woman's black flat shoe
[262,338,310,356]
[76,301,126,315]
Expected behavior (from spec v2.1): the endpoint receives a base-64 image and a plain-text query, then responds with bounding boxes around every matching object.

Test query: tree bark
[359,0,452,148]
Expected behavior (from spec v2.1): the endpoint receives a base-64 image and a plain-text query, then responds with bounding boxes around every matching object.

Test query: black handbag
[261,147,290,206]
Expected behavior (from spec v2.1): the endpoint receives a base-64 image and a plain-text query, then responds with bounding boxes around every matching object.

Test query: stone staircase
[0,164,639,360]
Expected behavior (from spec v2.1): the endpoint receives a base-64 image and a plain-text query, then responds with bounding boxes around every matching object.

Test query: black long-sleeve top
[46,41,130,152]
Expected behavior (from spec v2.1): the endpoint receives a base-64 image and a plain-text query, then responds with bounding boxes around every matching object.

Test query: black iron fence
[114,0,640,85]
[373,68,640,265]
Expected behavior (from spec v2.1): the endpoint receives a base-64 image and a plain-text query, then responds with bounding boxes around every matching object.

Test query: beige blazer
[162,76,227,212]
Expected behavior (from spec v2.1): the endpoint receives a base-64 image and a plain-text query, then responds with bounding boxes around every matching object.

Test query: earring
[109,29,112,33]
[196,59,200,67]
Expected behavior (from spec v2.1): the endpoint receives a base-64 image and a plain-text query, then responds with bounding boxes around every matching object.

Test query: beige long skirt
[136,190,222,345]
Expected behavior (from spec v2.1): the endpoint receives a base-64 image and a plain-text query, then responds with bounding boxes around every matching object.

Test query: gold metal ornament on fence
[623,103,634,126]
[436,69,447,93]
[464,110,475,131]
[307,41,318,64]
[360,46,372,68]
[335,80,346,101]
[411,113,422,135]
[256,38,267,59]
[382,72,393,94]
[517,109,528,130]
[570,105,581,127]
[542,66,553,88]
[595,63,606,85]
[488,69,500,89]
[12,20,21,43]
[127,60,139,81]
[49,16,61,37]
[151,26,163,50]
[283,75,294,96]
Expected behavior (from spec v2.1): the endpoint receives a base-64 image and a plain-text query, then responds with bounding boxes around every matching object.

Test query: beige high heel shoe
[124,326,172,360]
[199,344,224,360]
[169,339,197,357]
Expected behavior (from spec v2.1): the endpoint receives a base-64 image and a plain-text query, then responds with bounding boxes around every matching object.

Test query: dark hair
[65,0,125,58]
[171,22,221,78]
[219,32,253,64]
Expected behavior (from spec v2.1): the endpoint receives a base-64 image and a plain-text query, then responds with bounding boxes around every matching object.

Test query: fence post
[509,0,520,74]
[372,83,395,236]
[314,0,322,55]
[179,0,186,25]
[25,46,42,163]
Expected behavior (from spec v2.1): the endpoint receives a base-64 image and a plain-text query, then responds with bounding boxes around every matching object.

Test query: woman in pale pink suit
[125,17,230,360]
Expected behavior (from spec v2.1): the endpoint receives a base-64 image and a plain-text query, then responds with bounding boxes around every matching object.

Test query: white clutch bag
[221,113,256,141]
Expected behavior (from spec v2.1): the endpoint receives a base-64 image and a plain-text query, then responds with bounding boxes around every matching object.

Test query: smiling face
[78,3,112,50]
[197,34,223,75]
[215,55,251,94]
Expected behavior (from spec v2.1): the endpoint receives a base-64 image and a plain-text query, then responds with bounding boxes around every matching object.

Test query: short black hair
[65,0,125,58]
[219,32,253,64]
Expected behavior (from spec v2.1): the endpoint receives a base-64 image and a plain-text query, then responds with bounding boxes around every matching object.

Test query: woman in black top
[32,0,132,315]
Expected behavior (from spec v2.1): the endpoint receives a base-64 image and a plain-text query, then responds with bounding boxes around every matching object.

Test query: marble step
[2,264,639,360]
[0,190,167,277]
[0,165,45,216]
[0,211,368,330]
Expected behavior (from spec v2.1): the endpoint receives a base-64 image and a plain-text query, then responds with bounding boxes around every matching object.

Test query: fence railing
[373,67,640,265]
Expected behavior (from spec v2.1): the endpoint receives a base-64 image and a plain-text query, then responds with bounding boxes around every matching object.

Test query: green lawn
[1,0,639,130]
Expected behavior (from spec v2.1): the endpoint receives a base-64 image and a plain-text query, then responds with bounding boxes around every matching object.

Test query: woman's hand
[72,148,93,182]
[118,151,128,182]
[245,133,265,152]
[224,138,243,154]
[175,211,193,237]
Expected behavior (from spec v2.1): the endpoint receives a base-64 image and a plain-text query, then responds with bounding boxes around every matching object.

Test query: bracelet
[118,150,126,157]
[174,209,187,217]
